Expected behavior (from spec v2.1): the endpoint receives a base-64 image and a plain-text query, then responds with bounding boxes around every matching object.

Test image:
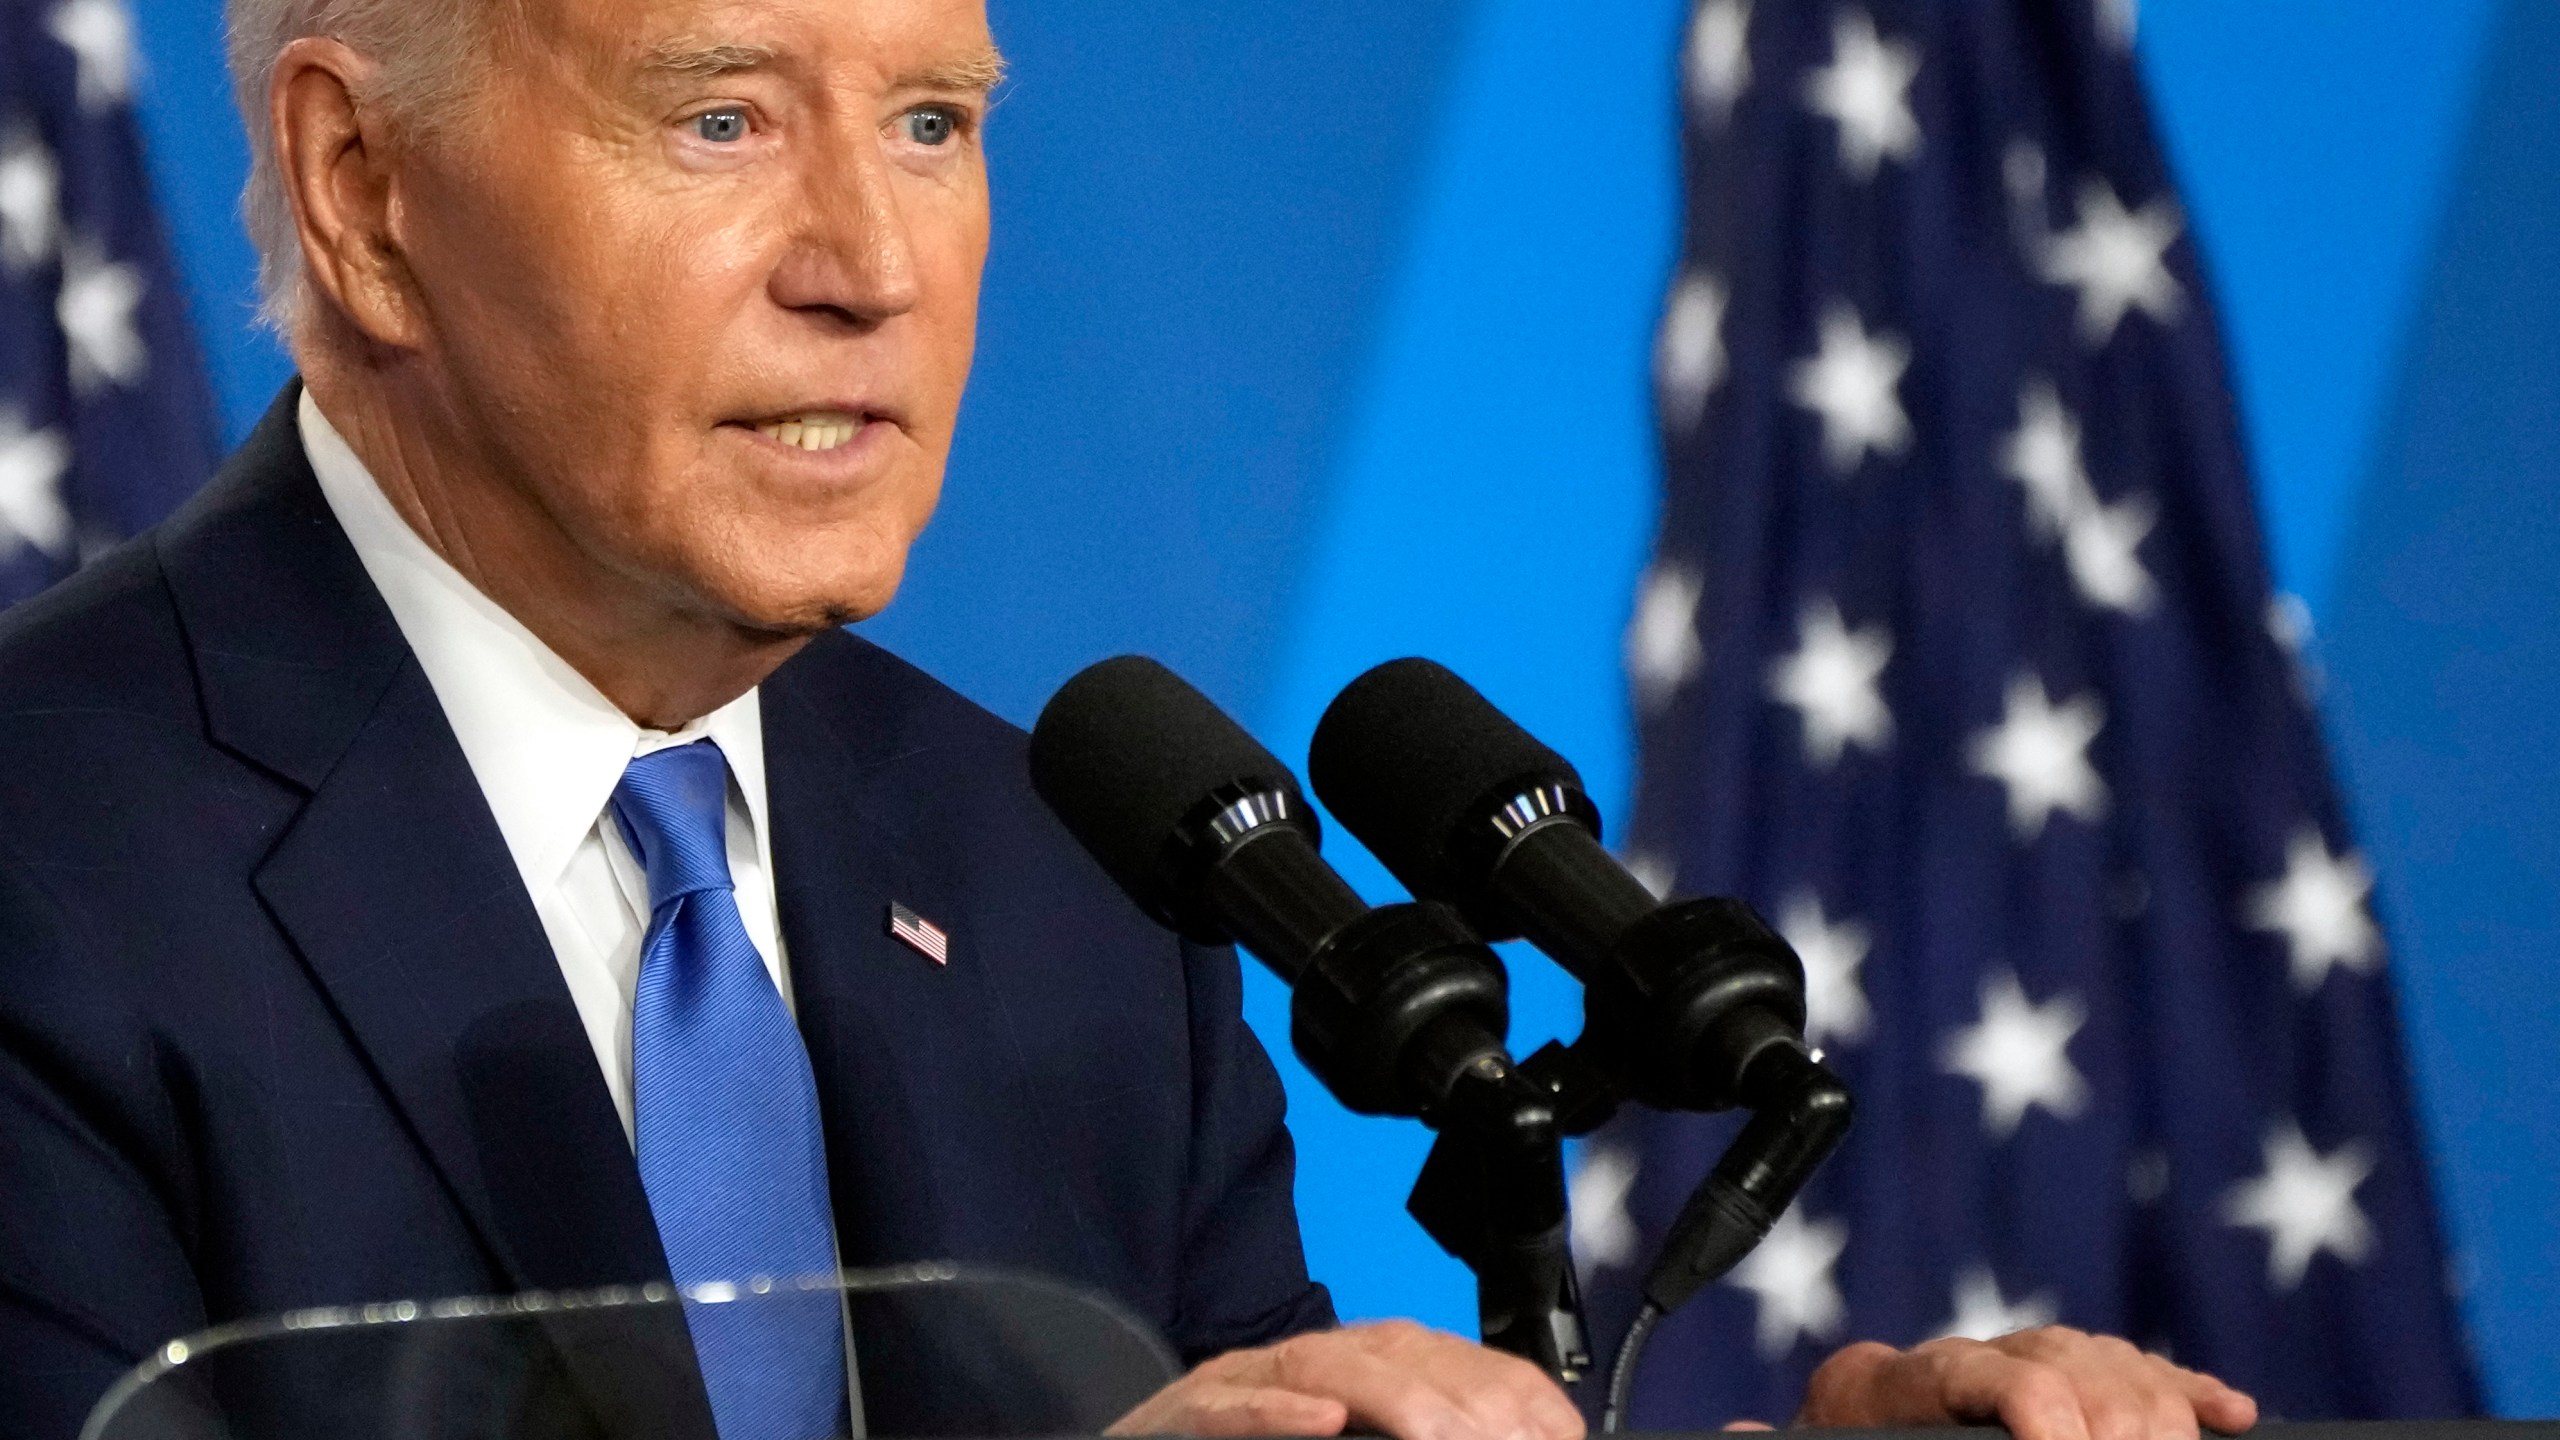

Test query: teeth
[754,413,865,452]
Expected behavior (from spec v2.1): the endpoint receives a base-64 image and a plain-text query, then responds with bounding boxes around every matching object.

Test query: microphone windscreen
[1308,658,1585,910]
[1029,656,1306,925]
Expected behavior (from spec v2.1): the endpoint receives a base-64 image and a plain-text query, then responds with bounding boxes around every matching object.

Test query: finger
[2161,1359,2258,1435]
[1361,1322,1583,1440]
[1516,1366,1587,1440]
[1797,1340,1904,1425]
[1107,1380,1350,1437]
[1307,1320,1580,1440]
[1182,1385,1353,1438]
[2021,1332,2226,1440]
[1261,1326,1483,1440]
[1722,1421,1777,1431]
[2055,1339,2178,1440]
[2143,1382,2208,1440]
[1922,1344,2095,1440]
[1234,1321,1580,1440]
[1441,1344,1582,1440]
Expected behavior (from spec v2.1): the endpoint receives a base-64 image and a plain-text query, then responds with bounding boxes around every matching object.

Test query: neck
[302,364,810,731]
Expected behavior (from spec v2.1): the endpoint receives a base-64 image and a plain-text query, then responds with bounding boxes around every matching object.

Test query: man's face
[392,0,997,633]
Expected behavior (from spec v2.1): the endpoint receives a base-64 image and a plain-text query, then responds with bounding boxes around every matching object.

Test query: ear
[270,37,427,349]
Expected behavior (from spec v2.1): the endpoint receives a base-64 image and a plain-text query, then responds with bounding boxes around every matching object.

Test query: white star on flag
[1628,563,1706,712]
[1968,673,2108,839]
[2266,592,2324,698]
[2244,827,2383,992]
[1687,0,1754,124]
[2099,0,2140,50]
[2063,490,2160,616]
[1931,1265,2058,1342]
[1777,891,1872,1046]
[2222,1121,2377,1290]
[0,409,75,562]
[1727,1206,1848,1357]
[57,236,148,394]
[1941,971,2089,1138]
[2040,178,2184,346]
[1569,1144,1641,1271]
[1801,9,1921,181]
[46,0,136,113]
[1767,598,1893,768]
[2001,383,2159,615]
[1789,303,1911,474]
[2268,592,2314,657]
[1658,271,1730,429]
[0,129,60,272]
[2002,381,2089,538]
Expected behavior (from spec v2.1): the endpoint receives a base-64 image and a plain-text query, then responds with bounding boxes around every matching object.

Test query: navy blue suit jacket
[0,391,1334,1439]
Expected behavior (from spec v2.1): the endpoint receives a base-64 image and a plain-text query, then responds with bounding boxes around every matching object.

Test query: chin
[668,510,928,637]
[710,563,908,638]
[755,602,871,638]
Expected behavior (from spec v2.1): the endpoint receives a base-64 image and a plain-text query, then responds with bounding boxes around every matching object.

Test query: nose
[766,135,924,327]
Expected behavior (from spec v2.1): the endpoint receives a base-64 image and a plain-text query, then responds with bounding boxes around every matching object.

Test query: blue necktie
[613,741,846,1440]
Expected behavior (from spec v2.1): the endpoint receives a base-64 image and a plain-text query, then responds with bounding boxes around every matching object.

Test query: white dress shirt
[300,391,792,1143]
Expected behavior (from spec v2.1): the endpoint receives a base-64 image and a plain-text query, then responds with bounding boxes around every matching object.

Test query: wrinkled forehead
[497,0,1002,99]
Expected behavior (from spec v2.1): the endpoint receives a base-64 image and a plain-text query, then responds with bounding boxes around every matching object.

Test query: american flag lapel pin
[886,902,950,966]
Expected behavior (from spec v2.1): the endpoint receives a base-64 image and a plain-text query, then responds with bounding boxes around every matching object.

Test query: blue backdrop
[130,0,2556,1413]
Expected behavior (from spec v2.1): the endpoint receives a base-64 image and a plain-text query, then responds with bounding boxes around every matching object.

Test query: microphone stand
[1409,991,1850,1422]
[1275,899,1596,1384]
[1122,770,1601,1384]
[1296,664,1856,1418]
[1406,1049,1594,1383]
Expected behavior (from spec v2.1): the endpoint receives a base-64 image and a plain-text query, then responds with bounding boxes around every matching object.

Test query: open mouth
[744,411,873,453]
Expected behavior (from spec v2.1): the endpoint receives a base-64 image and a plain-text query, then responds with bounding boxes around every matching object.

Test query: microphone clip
[1405,1047,1593,1385]
[1288,901,1511,1117]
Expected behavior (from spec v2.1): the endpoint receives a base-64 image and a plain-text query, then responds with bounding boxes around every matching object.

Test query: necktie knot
[611,741,737,910]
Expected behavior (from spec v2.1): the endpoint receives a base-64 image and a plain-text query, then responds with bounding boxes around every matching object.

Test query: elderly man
[0,1,2261,1439]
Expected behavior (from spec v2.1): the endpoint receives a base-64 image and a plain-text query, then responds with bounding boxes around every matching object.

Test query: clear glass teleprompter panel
[80,1264,1181,1440]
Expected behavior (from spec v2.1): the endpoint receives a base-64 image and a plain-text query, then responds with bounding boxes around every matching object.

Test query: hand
[1790,1326,2257,1440]
[1107,1320,1586,1440]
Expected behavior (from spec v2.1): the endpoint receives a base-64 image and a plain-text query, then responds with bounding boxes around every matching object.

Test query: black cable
[1599,1301,1664,1434]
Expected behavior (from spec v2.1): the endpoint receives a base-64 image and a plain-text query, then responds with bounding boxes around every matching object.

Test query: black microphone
[1027,655,1513,1120]
[1309,657,1853,1392]
[1032,656,1606,1381]
[1308,656,1818,1115]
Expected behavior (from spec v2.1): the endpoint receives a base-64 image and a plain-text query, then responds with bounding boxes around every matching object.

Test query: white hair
[226,0,490,330]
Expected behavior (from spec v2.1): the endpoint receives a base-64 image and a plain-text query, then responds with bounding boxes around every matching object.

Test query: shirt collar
[298,391,771,894]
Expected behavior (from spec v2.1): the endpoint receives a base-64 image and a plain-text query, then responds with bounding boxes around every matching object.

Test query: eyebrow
[637,41,1009,94]
[639,41,780,81]
[904,48,1009,94]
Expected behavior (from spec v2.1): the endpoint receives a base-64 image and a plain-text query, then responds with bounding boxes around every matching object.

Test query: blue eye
[694,109,749,143]
[903,108,957,146]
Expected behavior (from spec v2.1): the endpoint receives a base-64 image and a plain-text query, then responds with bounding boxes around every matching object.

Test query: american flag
[0,0,216,608]
[1576,0,2477,1422]
[887,901,951,966]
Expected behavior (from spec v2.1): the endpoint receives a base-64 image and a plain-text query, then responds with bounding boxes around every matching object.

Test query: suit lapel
[159,386,665,1293]
[248,666,670,1292]
[760,640,1083,1269]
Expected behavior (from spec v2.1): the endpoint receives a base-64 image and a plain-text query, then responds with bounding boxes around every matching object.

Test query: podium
[79,1266,1178,1440]
[77,1268,2560,1440]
